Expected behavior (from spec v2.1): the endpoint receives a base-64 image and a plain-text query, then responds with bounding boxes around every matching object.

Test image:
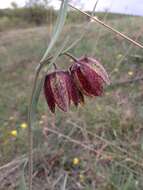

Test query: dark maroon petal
[71,65,96,96]
[71,62,104,97]
[78,56,110,85]
[76,68,95,96]
[44,75,55,113]
[80,64,104,96]
[50,71,70,112]
[64,71,81,106]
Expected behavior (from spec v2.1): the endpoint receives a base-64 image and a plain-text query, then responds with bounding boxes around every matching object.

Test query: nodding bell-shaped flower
[70,56,110,97]
[44,70,84,113]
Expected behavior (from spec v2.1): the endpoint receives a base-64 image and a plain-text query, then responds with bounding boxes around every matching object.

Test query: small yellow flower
[10,130,17,137]
[128,71,133,76]
[79,174,85,182]
[20,123,28,129]
[72,157,80,165]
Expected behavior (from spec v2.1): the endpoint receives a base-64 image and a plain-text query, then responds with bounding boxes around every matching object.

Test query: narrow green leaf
[50,35,70,65]
[30,76,44,122]
[62,35,84,53]
[123,174,135,190]
[41,0,68,62]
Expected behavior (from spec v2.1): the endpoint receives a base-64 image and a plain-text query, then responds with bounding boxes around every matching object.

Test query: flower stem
[28,64,42,190]
[62,52,78,62]
[27,51,76,190]
[53,63,58,70]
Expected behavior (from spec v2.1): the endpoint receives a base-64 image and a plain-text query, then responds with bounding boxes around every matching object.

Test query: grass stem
[68,3,143,49]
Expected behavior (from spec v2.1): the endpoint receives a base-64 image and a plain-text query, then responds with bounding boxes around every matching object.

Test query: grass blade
[61,174,68,190]
[50,35,70,65]
[122,174,135,190]
[41,0,68,62]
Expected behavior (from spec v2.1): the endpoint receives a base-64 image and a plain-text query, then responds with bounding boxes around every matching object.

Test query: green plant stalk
[62,52,78,62]
[27,57,52,190]
[27,51,76,190]
[36,52,78,70]
[27,64,42,190]
[27,1,68,189]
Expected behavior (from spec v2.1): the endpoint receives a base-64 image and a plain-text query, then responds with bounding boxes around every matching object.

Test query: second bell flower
[70,56,110,97]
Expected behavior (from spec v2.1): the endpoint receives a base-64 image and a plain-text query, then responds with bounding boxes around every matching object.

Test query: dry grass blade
[68,3,143,49]
[44,127,143,169]
[61,174,68,190]
[66,120,143,168]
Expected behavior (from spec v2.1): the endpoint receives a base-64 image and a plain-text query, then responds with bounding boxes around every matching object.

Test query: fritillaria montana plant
[28,53,110,190]
[44,56,110,113]
[27,0,143,189]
